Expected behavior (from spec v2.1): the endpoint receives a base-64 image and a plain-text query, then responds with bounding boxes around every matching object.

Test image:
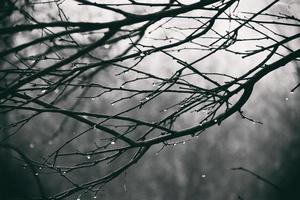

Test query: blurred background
[0,0,299,199]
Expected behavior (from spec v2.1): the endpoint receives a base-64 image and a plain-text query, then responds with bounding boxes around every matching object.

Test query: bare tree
[0,0,299,199]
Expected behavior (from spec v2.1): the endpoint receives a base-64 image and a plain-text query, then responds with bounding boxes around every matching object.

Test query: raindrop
[290,91,294,95]
[111,103,115,106]
[285,97,289,101]
[104,44,110,49]
[120,85,124,89]
[93,196,97,199]
[23,164,28,169]
[76,198,80,200]
[201,174,206,178]
[214,119,217,123]
[111,141,116,145]
[39,167,42,170]
[35,172,39,176]
[173,143,177,146]
[91,97,95,101]
[48,140,53,145]
[145,97,150,100]
[62,171,67,175]
[182,141,186,145]
[87,155,91,159]
[163,109,167,112]
[41,90,46,94]
[140,52,145,57]
[29,143,35,149]
[252,121,256,124]
[83,115,88,119]
[54,89,59,94]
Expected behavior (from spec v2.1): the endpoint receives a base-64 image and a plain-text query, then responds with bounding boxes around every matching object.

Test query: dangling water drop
[91,97,95,101]
[104,44,110,49]
[87,155,91,159]
[140,52,145,57]
[111,141,115,145]
[41,90,46,94]
[201,174,206,178]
